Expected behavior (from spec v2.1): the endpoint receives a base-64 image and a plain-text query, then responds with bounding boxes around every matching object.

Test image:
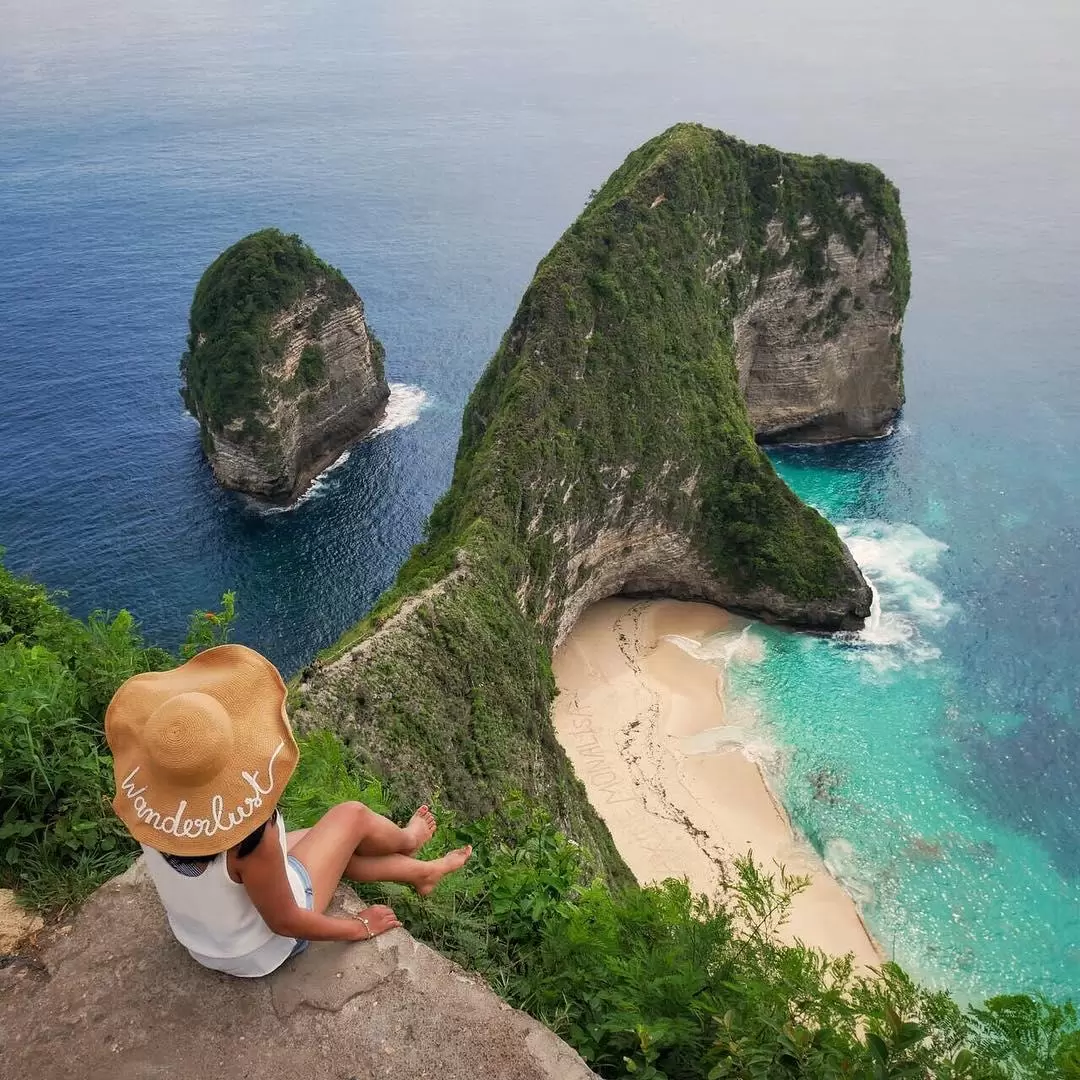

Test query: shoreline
[552,597,881,969]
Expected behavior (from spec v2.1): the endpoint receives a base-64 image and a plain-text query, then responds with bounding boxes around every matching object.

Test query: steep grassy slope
[295,124,908,879]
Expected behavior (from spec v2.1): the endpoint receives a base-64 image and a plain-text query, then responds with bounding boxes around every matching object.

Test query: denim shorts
[287,854,315,958]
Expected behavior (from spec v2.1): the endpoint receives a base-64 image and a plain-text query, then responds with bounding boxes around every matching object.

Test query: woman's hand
[350,904,402,940]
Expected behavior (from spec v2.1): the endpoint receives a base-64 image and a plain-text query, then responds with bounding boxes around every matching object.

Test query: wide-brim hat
[105,644,298,856]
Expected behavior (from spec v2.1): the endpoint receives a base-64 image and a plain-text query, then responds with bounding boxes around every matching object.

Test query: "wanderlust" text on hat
[119,740,288,842]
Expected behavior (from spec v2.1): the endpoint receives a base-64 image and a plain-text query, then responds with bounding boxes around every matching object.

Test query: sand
[552,597,880,969]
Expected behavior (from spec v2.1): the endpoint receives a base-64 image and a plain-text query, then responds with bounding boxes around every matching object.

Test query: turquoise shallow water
[715,434,1080,1001]
[2,0,1078,1001]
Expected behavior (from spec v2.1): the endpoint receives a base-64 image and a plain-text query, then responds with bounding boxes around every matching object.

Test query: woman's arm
[232,827,398,942]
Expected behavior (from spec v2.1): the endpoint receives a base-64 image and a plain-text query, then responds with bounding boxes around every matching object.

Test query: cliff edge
[181,229,390,504]
[0,862,595,1080]
[292,125,905,879]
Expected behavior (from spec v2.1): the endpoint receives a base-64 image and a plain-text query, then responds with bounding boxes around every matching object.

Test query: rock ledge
[0,862,595,1080]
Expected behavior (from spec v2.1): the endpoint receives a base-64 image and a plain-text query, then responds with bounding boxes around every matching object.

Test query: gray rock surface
[734,207,905,443]
[205,288,390,504]
[0,862,596,1080]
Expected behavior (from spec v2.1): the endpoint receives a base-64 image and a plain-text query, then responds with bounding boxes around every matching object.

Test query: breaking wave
[260,383,429,514]
[838,521,954,671]
[370,382,428,436]
[668,627,779,771]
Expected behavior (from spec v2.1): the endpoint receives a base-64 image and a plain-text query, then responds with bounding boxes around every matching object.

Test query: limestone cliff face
[181,230,390,504]
[203,289,389,502]
[734,203,906,442]
[292,126,907,879]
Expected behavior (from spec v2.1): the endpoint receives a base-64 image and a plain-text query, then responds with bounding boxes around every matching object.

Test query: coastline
[552,597,881,969]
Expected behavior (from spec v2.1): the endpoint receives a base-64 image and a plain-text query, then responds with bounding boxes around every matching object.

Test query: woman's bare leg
[288,803,435,858]
[287,801,439,910]
[344,848,473,896]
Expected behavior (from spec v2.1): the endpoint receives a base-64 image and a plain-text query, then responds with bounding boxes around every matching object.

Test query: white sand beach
[552,597,880,969]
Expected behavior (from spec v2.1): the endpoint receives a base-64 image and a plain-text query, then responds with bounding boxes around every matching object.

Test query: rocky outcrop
[0,862,596,1080]
[290,126,905,878]
[205,289,389,502]
[181,230,390,504]
[550,516,870,649]
[735,204,906,442]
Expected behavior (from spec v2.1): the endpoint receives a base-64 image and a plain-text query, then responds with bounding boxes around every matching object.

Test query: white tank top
[141,814,308,978]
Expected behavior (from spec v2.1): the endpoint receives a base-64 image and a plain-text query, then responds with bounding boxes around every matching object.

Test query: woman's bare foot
[416,845,473,896]
[401,806,437,854]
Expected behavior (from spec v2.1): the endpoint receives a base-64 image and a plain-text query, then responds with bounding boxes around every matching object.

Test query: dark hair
[235,809,277,858]
[161,808,277,864]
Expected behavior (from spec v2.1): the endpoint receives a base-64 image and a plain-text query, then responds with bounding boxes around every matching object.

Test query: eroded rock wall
[734,206,905,442]
[206,291,389,503]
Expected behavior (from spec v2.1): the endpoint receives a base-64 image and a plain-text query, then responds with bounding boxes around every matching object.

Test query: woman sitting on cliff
[104,644,471,978]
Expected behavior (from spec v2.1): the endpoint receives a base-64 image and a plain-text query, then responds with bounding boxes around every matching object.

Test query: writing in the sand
[567,713,637,805]
[565,711,667,858]
[119,740,287,840]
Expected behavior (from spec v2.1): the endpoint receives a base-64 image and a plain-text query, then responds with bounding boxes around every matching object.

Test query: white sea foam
[369,382,428,436]
[666,627,780,771]
[259,447,352,514]
[823,837,876,906]
[682,709,785,774]
[837,521,954,672]
[258,383,428,514]
[663,624,764,666]
[664,626,766,713]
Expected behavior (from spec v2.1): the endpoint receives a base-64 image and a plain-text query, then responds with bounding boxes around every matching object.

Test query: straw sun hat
[105,644,299,856]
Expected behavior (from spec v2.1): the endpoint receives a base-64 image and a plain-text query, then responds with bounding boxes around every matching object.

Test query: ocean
[2,0,1077,999]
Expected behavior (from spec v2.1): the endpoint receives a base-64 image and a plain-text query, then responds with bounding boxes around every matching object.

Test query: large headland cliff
[293,123,910,881]
[181,229,390,504]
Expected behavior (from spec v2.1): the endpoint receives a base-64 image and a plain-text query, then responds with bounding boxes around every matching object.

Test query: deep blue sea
[2,0,1078,1000]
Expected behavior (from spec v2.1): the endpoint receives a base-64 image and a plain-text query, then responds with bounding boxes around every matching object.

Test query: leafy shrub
[179,591,236,660]
[0,554,234,908]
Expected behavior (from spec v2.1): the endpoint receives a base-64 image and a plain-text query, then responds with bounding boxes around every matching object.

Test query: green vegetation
[0,553,233,908]
[291,344,327,390]
[180,228,357,436]
[283,731,1080,1080]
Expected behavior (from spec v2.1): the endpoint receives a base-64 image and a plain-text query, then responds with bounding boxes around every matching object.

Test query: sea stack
[180,229,390,503]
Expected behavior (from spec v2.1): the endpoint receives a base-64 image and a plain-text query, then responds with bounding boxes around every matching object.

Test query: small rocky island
[180,229,390,503]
